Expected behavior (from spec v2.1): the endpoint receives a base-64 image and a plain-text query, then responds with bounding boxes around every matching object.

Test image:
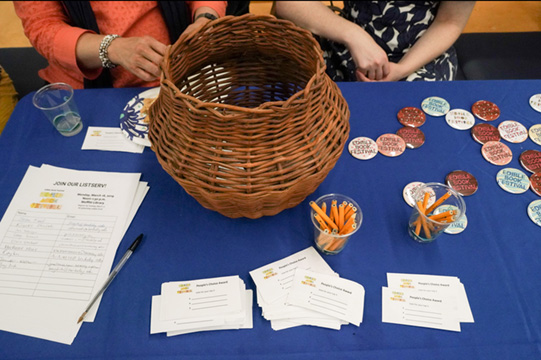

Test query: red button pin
[472,100,500,121]
[396,126,425,149]
[471,123,501,144]
[481,141,513,166]
[397,107,426,127]
[376,134,406,157]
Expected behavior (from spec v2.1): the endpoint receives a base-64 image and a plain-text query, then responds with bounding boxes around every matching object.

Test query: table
[1,80,540,359]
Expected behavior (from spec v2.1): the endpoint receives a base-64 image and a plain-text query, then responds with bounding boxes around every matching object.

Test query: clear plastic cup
[33,82,83,136]
[310,193,362,255]
[408,182,466,243]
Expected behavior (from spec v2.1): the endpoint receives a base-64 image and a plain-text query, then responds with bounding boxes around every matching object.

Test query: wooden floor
[1,1,540,48]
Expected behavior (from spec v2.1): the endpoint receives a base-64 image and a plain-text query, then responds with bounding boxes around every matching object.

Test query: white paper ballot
[249,247,335,304]
[166,290,253,336]
[386,273,473,323]
[82,126,144,153]
[0,165,142,344]
[382,287,461,332]
[287,268,365,326]
[150,276,252,336]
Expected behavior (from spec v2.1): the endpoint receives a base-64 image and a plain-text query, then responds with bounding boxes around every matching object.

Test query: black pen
[77,233,143,324]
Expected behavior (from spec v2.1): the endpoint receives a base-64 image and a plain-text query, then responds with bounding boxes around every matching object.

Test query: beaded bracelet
[99,34,121,69]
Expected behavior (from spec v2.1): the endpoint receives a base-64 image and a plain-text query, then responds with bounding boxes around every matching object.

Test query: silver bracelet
[99,34,121,69]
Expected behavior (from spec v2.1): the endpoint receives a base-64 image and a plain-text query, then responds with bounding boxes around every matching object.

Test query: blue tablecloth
[0,80,540,359]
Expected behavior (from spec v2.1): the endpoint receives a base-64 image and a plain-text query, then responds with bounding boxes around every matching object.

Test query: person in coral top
[13,1,244,89]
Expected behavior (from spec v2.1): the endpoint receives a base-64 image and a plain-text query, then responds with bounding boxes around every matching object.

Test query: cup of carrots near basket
[310,194,363,254]
[407,183,466,243]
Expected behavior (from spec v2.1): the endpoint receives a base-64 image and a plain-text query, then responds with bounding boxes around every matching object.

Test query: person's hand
[107,36,167,82]
[356,62,408,82]
[346,31,390,81]
[182,16,214,40]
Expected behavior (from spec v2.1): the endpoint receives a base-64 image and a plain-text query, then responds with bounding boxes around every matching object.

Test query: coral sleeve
[13,1,102,84]
[187,1,227,20]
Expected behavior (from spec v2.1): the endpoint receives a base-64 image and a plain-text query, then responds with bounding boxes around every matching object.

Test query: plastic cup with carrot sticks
[310,193,363,255]
[408,182,466,243]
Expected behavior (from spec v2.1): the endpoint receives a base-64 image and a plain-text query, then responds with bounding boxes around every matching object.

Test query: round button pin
[530,94,541,113]
[530,172,541,196]
[445,109,475,130]
[421,96,450,117]
[472,100,500,121]
[433,205,468,235]
[376,133,406,157]
[348,136,378,160]
[481,141,513,166]
[496,168,530,194]
[519,150,541,173]
[403,181,425,207]
[445,170,478,196]
[471,123,500,144]
[397,107,426,127]
[529,124,541,146]
[498,120,528,143]
[396,126,425,149]
[527,199,541,227]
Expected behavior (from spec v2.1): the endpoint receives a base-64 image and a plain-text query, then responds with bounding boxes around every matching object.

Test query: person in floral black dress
[275,1,475,82]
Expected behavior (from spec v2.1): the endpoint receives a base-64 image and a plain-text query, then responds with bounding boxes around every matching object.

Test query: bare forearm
[275,1,363,46]
[397,1,475,77]
[75,33,105,70]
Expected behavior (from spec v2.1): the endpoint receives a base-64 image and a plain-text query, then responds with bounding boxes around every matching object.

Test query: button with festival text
[396,126,425,149]
[471,123,500,144]
[445,109,475,130]
[498,120,528,143]
[519,150,541,173]
[530,172,541,196]
[348,136,378,160]
[529,124,541,146]
[445,170,478,196]
[397,107,426,127]
[433,204,468,234]
[527,199,541,227]
[496,168,530,194]
[481,141,513,166]
[403,181,425,207]
[530,94,541,113]
[472,100,500,121]
[421,96,450,117]
[376,133,406,157]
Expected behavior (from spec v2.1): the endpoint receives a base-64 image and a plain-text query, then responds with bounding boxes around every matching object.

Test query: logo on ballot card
[390,291,406,302]
[262,268,277,280]
[399,279,414,289]
[90,130,103,137]
[176,283,192,294]
[301,275,316,287]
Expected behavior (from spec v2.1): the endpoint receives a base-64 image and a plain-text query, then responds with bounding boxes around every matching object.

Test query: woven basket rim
[160,13,327,114]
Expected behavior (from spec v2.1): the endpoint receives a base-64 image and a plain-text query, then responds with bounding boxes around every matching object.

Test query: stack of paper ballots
[250,247,365,330]
[382,273,474,332]
[150,275,252,336]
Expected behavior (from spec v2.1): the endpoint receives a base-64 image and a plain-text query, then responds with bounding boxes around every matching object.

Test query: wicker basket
[148,14,350,218]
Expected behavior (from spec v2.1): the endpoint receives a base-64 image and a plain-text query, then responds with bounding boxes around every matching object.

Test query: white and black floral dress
[320,1,457,81]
